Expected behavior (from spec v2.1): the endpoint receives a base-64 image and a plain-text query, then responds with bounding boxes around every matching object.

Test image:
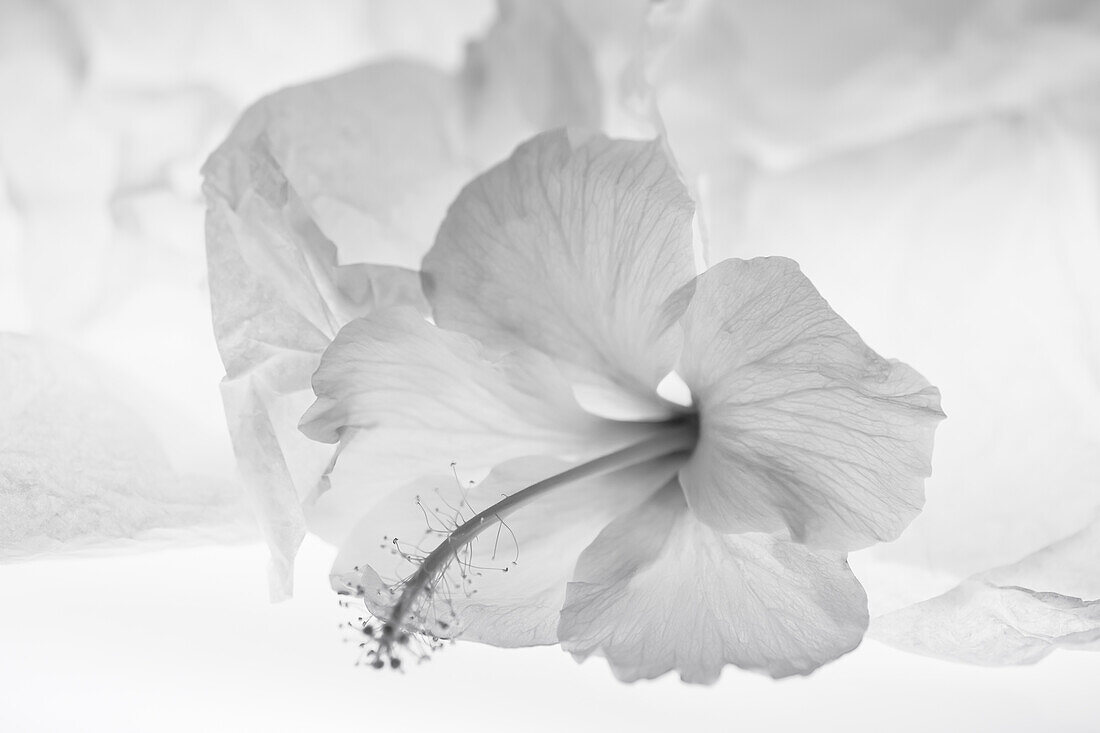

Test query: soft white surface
[1,536,1096,733]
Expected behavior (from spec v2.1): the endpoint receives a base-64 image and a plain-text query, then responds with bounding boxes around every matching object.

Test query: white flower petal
[0,335,251,558]
[558,482,868,683]
[332,454,680,647]
[423,129,697,405]
[678,258,944,550]
[299,308,650,547]
[870,513,1100,664]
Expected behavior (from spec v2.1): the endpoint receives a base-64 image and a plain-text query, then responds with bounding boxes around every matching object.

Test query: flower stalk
[374,419,699,657]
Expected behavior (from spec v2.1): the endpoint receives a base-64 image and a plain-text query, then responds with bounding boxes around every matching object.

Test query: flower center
[360,417,699,668]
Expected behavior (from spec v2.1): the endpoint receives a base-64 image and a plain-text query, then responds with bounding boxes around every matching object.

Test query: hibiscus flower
[298,128,944,683]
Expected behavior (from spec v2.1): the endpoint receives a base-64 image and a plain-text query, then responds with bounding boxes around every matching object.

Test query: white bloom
[303,129,943,682]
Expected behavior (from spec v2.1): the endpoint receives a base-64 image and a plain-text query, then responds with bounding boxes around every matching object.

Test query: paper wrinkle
[650,0,1100,172]
[0,0,490,570]
[869,512,1100,664]
[0,335,254,559]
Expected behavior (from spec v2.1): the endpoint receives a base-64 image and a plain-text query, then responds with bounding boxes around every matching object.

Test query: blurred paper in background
[1,0,1097,672]
[649,0,1100,659]
[0,0,495,556]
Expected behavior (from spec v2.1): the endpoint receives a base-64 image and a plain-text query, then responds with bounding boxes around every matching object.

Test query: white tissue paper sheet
[0,0,493,561]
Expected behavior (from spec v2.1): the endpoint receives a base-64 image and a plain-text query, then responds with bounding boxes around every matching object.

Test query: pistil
[367,418,698,664]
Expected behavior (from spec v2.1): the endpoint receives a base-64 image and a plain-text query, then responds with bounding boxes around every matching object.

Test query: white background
[2,538,1096,733]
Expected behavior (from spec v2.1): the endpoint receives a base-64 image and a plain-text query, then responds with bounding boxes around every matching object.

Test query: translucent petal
[299,308,651,547]
[331,454,680,647]
[558,482,868,683]
[678,258,944,550]
[423,129,696,406]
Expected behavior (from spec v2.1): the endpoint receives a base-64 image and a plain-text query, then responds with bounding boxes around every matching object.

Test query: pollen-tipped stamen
[371,419,699,659]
